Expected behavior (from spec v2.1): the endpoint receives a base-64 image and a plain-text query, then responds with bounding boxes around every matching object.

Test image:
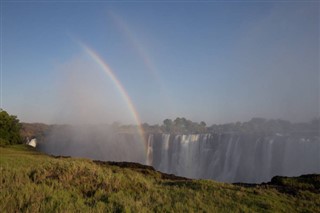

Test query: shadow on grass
[161,180,202,190]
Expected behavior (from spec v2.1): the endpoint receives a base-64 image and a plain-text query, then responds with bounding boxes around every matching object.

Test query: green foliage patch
[0,110,22,145]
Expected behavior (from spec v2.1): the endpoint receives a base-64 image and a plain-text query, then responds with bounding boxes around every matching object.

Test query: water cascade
[146,133,320,183]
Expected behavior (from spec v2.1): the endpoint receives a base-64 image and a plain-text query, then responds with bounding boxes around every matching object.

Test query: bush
[0,109,22,145]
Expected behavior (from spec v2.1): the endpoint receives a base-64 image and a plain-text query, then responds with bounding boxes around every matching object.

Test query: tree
[163,119,173,132]
[0,109,22,145]
[174,117,188,133]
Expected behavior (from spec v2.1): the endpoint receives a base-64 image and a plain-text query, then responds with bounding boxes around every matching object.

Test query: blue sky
[1,1,319,125]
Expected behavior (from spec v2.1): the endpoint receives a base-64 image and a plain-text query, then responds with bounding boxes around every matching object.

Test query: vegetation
[0,109,22,146]
[161,117,207,134]
[141,117,320,135]
[1,145,319,212]
[16,115,320,140]
[208,117,320,134]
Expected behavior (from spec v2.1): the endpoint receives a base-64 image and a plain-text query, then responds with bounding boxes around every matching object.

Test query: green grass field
[0,145,319,212]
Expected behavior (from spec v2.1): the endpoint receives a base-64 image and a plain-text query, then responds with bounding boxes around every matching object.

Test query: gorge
[35,123,320,183]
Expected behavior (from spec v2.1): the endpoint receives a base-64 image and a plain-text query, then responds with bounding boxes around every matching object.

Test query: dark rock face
[93,160,190,181]
[235,174,320,195]
[146,133,320,183]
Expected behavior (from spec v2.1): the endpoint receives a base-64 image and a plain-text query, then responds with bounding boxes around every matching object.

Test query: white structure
[27,138,37,148]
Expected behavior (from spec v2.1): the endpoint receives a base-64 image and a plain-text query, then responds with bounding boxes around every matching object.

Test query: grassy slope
[0,145,319,212]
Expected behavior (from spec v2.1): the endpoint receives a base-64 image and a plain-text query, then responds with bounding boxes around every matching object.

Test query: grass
[1,145,319,212]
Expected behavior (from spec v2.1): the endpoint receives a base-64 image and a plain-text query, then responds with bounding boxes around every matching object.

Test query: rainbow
[108,11,160,80]
[78,42,146,150]
[108,11,178,115]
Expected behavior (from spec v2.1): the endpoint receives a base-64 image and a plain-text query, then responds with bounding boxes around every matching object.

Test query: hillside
[0,145,319,212]
[20,123,52,142]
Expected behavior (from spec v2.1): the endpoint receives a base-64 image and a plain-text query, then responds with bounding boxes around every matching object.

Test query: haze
[1,1,319,125]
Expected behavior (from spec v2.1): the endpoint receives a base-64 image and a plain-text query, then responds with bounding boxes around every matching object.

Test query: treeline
[142,117,320,135]
[144,117,207,134]
[1,108,319,141]
[208,118,319,134]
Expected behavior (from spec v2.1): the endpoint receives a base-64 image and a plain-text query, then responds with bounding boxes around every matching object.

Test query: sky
[1,1,319,125]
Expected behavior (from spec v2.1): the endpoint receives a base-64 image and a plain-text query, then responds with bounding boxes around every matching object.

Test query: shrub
[0,109,22,145]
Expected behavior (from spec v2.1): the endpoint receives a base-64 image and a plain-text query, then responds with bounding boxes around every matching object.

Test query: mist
[31,53,147,163]
[52,54,137,125]
[39,124,146,163]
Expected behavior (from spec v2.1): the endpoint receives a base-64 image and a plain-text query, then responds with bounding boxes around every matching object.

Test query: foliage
[161,117,207,134]
[141,117,320,135]
[208,117,320,134]
[20,116,319,138]
[1,145,319,212]
[0,109,22,145]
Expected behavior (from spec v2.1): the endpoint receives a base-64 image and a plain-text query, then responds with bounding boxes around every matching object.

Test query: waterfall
[147,133,320,183]
[146,134,154,166]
